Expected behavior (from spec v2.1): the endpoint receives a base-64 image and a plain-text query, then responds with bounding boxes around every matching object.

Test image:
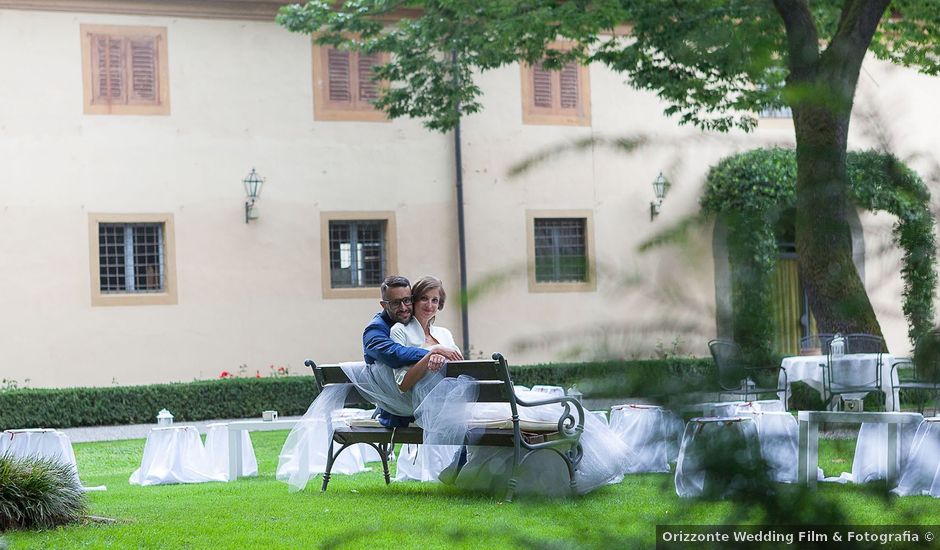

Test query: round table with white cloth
[609,404,683,473]
[0,428,79,480]
[779,354,899,411]
[675,416,762,498]
[129,426,227,486]
[893,417,940,497]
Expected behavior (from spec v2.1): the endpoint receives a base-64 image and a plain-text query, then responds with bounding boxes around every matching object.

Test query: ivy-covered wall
[701,147,936,351]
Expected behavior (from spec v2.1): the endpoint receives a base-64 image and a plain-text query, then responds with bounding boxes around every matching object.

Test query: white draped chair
[675,416,762,498]
[0,428,80,482]
[849,414,923,484]
[893,417,940,497]
[713,401,798,483]
[130,426,226,486]
[609,404,683,474]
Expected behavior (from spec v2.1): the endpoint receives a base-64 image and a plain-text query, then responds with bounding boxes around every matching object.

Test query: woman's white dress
[389,319,461,482]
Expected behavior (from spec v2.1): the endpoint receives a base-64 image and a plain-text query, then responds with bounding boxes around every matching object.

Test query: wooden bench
[305,353,584,502]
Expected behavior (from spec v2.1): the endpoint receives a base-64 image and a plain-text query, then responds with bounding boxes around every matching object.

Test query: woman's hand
[427,353,446,371]
[428,345,463,361]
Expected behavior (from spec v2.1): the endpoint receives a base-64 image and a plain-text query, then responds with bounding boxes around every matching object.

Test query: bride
[388,276,463,482]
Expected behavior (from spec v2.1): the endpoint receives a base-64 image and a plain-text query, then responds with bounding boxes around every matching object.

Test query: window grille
[760,105,792,119]
[329,220,386,288]
[98,223,165,293]
[534,218,588,282]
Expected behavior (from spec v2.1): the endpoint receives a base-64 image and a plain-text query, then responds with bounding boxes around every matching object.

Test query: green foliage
[0,455,87,531]
[701,147,936,346]
[0,377,318,431]
[510,358,715,398]
[276,1,940,133]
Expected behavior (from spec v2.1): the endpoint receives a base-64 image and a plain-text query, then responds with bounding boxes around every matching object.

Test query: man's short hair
[380,275,411,300]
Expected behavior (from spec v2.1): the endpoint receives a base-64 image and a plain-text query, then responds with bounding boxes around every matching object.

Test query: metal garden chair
[820,333,887,410]
[891,330,940,414]
[707,339,788,410]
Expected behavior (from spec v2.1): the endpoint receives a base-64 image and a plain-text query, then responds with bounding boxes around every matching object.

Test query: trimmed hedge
[1,358,831,430]
[0,377,318,431]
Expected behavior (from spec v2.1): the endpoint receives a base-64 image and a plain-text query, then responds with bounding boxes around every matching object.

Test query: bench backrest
[305,354,516,405]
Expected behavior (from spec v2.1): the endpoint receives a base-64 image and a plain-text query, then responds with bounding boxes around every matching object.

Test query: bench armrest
[513,394,585,436]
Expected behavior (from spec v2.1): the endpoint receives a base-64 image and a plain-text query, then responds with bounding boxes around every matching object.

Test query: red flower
[219,371,232,379]
[255,371,261,378]
[278,367,286,374]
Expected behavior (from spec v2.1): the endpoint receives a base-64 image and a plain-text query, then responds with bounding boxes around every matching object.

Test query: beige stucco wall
[0,7,935,387]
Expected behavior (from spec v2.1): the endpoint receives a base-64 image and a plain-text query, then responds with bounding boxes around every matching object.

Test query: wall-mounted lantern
[650,172,670,221]
[243,168,265,224]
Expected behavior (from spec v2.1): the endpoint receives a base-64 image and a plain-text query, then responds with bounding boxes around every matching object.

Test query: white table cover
[531,385,566,397]
[847,416,922,484]
[675,417,762,497]
[893,418,940,497]
[129,426,226,486]
[780,354,899,411]
[205,423,258,480]
[0,429,79,480]
[714,404,798,483]
[609,404,682,473]
[712,399,784,417]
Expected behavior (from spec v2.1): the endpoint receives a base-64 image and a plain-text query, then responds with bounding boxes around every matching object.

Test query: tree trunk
[774,0,890,340]
[792,96,883,338]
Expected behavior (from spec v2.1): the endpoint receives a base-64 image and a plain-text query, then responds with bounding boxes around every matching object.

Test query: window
[80,24,170,115]
[760,105,793,119]
[320,212,397,298]
[312,43,389,122]
[526,211,595,292]
[88,213,177,306]
[520,45,591,126]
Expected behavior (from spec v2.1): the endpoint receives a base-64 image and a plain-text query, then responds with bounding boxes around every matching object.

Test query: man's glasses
[382,297,413,310]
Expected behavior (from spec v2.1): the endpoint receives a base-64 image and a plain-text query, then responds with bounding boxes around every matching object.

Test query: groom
[363,275,462,427]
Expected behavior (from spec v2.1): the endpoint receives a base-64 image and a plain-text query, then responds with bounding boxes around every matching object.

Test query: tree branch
[772,0,820,76]
[823,0,891,79]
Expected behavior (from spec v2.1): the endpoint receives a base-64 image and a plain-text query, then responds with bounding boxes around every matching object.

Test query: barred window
[98,223,166,293]
[329,220,386,288]
[534,218,588,282]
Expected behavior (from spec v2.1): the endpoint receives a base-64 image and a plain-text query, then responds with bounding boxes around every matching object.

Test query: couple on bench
[278,275,634,496]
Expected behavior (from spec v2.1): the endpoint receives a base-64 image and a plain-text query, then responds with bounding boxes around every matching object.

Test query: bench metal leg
[377,442,391,485]
[321,439,336,492]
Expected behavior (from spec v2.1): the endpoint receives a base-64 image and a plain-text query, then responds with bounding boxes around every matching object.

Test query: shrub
[0,377,318,431]
[0,455,86,531]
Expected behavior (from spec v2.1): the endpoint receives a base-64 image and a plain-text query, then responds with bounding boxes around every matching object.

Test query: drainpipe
[452,49,470,357]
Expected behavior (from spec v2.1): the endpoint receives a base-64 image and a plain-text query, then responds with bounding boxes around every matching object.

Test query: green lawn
[4,432,940,549]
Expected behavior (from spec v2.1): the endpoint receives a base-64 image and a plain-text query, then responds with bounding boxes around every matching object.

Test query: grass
[3,431,940,549]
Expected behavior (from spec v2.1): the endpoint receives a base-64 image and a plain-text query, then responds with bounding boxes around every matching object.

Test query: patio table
[779,353,900,411]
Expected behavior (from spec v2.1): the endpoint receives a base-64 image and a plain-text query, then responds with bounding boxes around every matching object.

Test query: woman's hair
[411,276,446,323]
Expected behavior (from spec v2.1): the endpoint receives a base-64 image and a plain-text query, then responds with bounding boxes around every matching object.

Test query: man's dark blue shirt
[362,311,428,427]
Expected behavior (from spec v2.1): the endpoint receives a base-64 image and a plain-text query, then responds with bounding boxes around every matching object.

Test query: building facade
[0,1,935,387]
